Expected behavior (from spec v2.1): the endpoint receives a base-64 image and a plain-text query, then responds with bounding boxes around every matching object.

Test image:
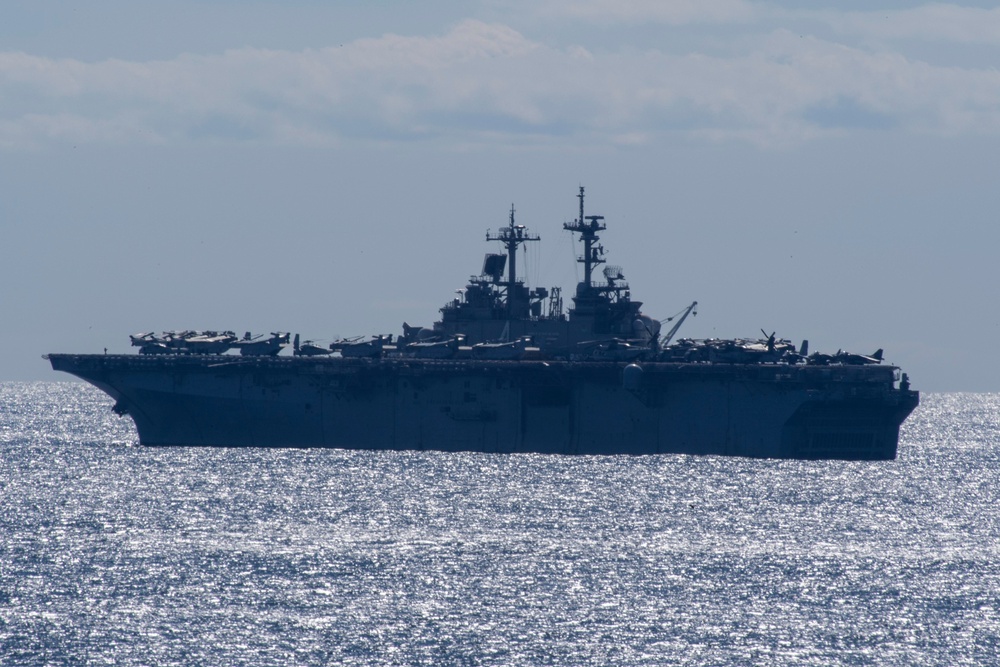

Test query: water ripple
[1,384,997,665]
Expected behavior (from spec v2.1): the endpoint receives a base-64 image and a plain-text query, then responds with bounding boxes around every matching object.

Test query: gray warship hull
[48,353,918,460]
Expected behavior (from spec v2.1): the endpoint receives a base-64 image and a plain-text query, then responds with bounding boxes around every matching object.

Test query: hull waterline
[48,353,918,460]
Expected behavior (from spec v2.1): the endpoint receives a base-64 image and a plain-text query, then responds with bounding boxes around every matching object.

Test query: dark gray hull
[48,354,918,460]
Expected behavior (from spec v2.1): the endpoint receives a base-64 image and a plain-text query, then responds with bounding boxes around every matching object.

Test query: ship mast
[563,186,606,288]
[486,204,539,316]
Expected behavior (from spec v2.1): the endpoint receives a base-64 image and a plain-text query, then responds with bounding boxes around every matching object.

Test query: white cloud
[3,17,1000,150]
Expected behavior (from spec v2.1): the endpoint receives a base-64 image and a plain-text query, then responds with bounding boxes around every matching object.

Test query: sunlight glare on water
[1,383,997,665]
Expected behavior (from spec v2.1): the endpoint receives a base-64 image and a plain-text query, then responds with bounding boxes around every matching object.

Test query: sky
[2,0,1000,390]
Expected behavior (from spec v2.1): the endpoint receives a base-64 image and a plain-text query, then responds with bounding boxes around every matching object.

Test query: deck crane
[660,301,698,347]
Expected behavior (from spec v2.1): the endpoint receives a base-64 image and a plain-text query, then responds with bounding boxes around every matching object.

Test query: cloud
[2,18,1000,150]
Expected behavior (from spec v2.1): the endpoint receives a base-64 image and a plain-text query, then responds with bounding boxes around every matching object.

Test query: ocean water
[0,383,997,666]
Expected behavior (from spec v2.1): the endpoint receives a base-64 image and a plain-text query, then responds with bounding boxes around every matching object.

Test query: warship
[47,188,918,459]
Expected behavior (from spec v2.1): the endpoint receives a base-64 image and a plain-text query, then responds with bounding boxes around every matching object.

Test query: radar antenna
[563,186,606,287]
[486,204,540,316]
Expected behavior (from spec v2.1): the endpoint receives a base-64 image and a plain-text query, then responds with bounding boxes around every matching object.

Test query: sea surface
[0,383,997,666]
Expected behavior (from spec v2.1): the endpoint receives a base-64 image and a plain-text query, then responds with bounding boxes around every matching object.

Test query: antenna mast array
[486,204,540,318]
[563,186,606,287]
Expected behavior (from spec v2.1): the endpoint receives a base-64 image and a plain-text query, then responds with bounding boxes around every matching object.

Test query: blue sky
[3,1,1000,390]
